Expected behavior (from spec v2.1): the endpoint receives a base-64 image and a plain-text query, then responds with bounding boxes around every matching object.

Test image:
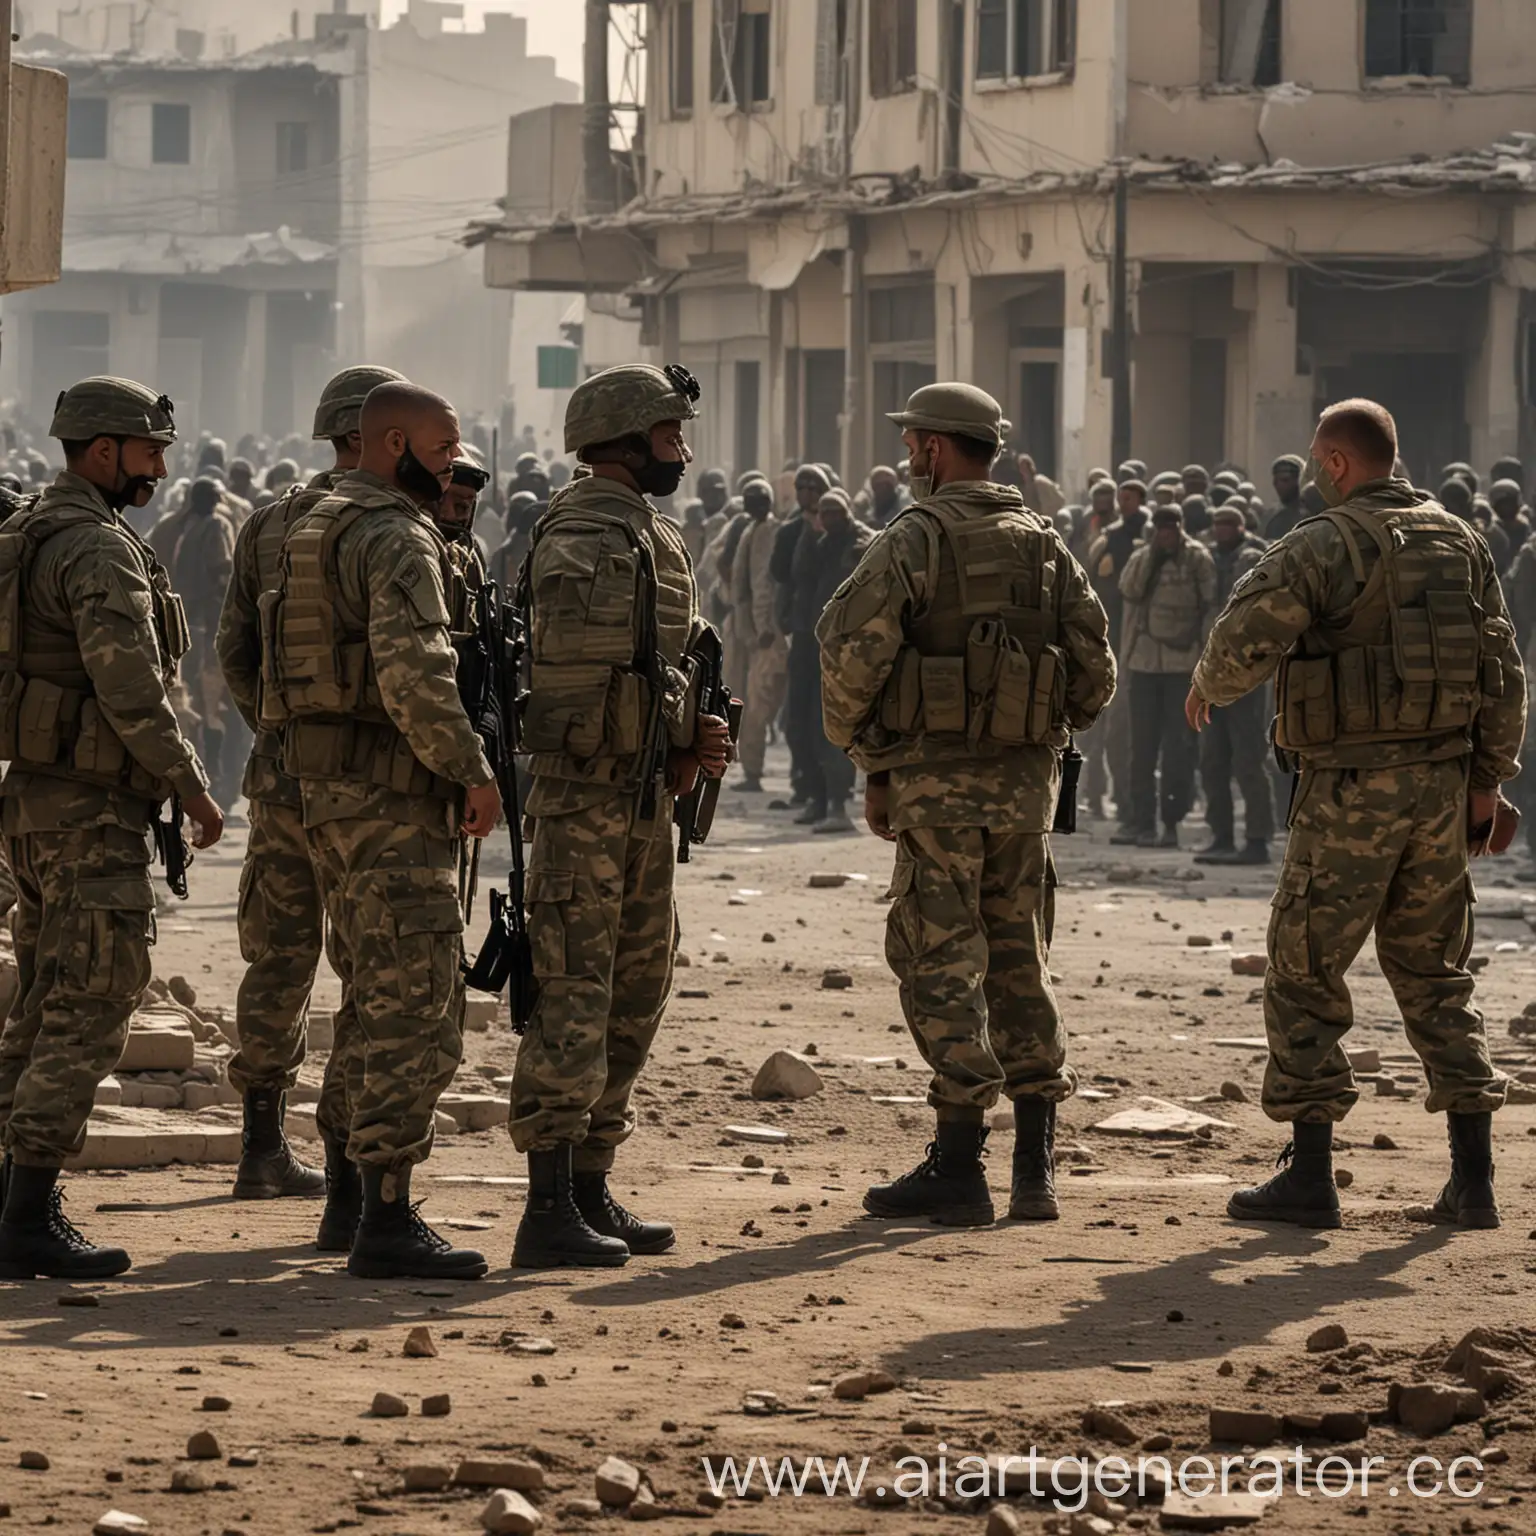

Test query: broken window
[67,97,109,160]
[1220,0,1281,86]
[712,0,773,109]
[151,102,191,164]
[814,0,846,105]
[276,121,309,175]
[1364,0,1471,84]
[671,0,695,115]
[975,0,1076,83]
[870,0,918,98]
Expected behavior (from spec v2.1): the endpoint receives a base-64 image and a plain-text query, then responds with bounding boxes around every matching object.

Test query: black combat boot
[315,1128,362,1252]
[0,1163,132,1280]
[793,799,828,827]
[813,800,856,834]
[346,1165,487,1280]
[731,776,764,793]
[863,1121,994,1226]
[1192,837,1236,864]
[1421,1112,1500,1229]
[233,1088,326,1200]
[572,1169,675,1255]
[1227,1120,1341,1229]
[1009,1097,1059,1221]
[512,1145,630,1269]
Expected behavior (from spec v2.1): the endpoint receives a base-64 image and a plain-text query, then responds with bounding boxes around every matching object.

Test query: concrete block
[307,1010,335,1052]
[181,1081,223,1111]
[116,1025,195,1073]
[136,1083,183,1110]
[284,1102,321,1141]
[437,1093,507,1133]
[68,1110,243,1169]
[94,1075,123,1107]
[433,1110,458,1137]
[464,996,501,1033]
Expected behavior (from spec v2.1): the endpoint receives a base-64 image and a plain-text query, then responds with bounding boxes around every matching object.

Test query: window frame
[671,0,696,117]
[1216,0,1282,87]
[276,120,309,175]
[712,0,775,112]
[151,101,192,165]
[1363,0,1472,87]
[974,0,1076,90]
[67,96,109,160]
[870,0,919,100]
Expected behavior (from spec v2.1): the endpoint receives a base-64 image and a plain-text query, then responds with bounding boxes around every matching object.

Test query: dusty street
[3,749,1536,1536]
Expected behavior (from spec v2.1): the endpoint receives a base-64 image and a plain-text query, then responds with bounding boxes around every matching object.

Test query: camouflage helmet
[49,377,177,445]
[887,382,1010,451]
[311,365,407,440]
[564,363,701,455]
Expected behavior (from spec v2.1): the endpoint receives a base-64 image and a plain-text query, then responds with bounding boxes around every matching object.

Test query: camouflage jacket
[286,469,493,832]
[816,480,1115,832]
[1,470,206,833]
[216,466,345,806]
[1193,478,1526,789]
[1118,533,1218,674]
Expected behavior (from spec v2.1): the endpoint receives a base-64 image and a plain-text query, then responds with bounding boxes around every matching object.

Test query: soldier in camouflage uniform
[510,364,731,1269]
[817,383,1116,1227]
[216,368,405,1232]
[435,456,491,588]
[261,380,500,1280]
[1190,399,1526,1231]
[0,378,225,1279]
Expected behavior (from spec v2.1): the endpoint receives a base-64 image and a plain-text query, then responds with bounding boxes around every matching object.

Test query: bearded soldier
[817,384,1115,1226]
[1190,400,1526,1230]
[434,456,491,587]
[510,365,730,1268]
[260,380,500,1280]
[0,379,224,1279]
[217,365,405,1240]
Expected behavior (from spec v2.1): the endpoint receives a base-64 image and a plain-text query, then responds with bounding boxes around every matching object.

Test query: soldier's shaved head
[359,381,456,445]
[1315,399,1398,475]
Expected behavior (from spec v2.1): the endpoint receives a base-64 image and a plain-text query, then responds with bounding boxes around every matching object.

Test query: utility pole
[1110,168,1132,469]
[583,0,617,215]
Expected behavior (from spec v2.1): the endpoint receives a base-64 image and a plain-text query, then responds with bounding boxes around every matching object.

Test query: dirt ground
[3,745,1536,1536]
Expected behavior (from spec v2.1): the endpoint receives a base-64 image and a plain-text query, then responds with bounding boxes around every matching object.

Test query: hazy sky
[383,2,584,82]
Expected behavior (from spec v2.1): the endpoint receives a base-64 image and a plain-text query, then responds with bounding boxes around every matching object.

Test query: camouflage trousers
[738,637,787,781]
[510,796,676,1168]
[228,797,364,1142]
[1263,758,1505,1123]
[0,824,154,1167]
[0,836,15,921]
[308,818,465,1182]
[886,826,1074,1120]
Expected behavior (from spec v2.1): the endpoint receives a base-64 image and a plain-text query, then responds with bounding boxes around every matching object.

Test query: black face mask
[103,443,159,512]
[635,454,687,499]
[396,441,446,504]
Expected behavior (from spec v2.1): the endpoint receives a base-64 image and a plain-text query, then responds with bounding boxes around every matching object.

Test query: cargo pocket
[526,869,575,980]
[883,853,919,964]
[391,884,463,1020]
[236,858,269,963]
[64,873,156,1001]
[1448,872,1477,970]
[1266,863,1312,983]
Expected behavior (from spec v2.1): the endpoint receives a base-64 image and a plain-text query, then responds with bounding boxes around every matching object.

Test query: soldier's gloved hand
[462,780,503,839]
[694,713,731,778]
[666,749,702,799]
[864,779,896,842]
[183,791,225,849]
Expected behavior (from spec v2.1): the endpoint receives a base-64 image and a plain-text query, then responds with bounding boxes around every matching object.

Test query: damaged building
[3,1,577,445]
[471,0,1536,488]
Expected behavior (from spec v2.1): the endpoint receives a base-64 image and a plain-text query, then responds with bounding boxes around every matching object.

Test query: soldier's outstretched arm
[1192,527,1342,709]
[68,537,207,798]
[1471,549,1527,791]
[814,524,919,750]
[1055,544,1116,730]
[366,532,494,790]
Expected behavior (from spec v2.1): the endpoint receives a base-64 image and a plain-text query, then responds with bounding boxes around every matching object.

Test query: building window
[276,121,309,174]
[1364,0,1471,84]
[671,0,696,115]
[1220,0,1281,85]
[712,0,772,109]
[976,0,1076,82]
[870,0,918,98]
[869,285,936,346]
[67,96,109,159]
[151,102,191,164]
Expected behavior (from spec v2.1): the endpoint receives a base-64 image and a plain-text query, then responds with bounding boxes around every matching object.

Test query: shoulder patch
[1229,562,1281,601]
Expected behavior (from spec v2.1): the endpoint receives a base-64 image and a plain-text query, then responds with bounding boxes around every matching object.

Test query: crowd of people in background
[2,410,1532,867]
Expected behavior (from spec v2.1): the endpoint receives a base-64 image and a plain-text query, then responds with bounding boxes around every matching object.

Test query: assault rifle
[674,623,742,863]
[459,578,538,1030]
[1052,736,1082,836]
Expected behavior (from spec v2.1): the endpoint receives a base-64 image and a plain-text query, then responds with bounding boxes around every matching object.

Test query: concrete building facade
[3,3,577,447]
[476,0,1536,492]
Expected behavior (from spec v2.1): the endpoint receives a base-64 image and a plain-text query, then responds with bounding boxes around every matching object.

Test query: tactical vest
[1274,504,1509,751]
[0,500,190,799]
[876,501,1069,754]
[259,498,468,801]
[518,502,695,786]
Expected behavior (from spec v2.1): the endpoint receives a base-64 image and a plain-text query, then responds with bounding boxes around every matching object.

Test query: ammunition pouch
[283,715,458,801]
[519,662,649,760]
